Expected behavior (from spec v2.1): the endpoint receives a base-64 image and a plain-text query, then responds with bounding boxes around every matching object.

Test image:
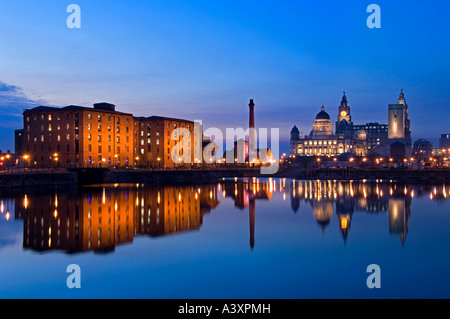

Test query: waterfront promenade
[1,166,450,189]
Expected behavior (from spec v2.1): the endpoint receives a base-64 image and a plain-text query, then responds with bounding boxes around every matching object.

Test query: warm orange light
[389,158,394,162]
[363,158,367,162]
[341,218,348,230]
[349,158,354,162]
[5,154,10,159]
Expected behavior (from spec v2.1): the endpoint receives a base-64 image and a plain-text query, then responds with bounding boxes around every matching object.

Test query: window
[88,145,92,152]
[48,115,52,121]
[98,124,101,132]
[66,124,70,130]
[108,135,111,142]
[88,114,92,120]
[98,115,101,121]
[98,146,102,153]
[57,135,60,142]
[66,134,70,141]
[88,134,91,141]
[156,139,160,145]
[98,135,101,142]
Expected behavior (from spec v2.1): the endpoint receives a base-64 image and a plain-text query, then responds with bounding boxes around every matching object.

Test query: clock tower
[336,92,353,135]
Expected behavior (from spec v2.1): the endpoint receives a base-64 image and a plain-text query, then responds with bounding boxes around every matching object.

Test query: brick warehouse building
[16,103,198,169]
[133,116,196,169]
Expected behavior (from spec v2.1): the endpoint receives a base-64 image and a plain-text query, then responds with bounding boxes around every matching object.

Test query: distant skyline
[1,0,449,152]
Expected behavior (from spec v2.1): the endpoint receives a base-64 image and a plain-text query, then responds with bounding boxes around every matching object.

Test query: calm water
[0,178,449,299]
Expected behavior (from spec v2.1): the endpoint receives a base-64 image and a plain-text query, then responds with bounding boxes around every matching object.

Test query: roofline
[23,105,133,116]
[134,115,194,123]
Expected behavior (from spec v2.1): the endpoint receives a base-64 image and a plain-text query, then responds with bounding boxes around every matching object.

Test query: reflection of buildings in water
[19,188,134,253]
[134,185,219,237]
[223,179,273,210]
[335,197,355,243]
[388,198,411,246]
[312,200,334,233]
[286,180,419,244]
[223,178,274,249]
[16,184,220,253]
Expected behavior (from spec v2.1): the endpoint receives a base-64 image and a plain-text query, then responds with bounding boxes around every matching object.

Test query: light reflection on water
[1,178,450,298]
[1,179,450,252]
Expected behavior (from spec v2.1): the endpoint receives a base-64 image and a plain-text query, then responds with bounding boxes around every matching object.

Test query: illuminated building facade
[21,103,134,167]
[18,103,199,168]
[352,123,388,153]
[291,90,413,158]
[290,93,367,157]
[133,116,195,169]
[377,90,412,157]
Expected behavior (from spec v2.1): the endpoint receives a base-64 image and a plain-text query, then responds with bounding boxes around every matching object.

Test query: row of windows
[87,145,130,153]
[87,114,129,124]
[303,140,338,146]
[87,134,130,143]
[87,123,129,133]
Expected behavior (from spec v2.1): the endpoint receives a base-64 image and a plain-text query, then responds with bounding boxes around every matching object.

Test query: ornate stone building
[290,93,367,157]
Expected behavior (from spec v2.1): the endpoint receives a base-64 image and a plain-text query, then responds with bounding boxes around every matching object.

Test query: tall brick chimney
[249,99,255,129]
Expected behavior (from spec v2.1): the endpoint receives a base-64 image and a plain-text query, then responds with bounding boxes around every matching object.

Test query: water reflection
[14,184,219,253]
[4,178,450,254]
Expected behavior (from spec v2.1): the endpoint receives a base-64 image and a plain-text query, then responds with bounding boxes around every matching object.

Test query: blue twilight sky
[0,0,449,152]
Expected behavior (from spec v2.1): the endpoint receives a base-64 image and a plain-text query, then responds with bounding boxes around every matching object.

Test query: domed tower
[312,106,333,138]
[290,125,300,155]
[336,92,353,135]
